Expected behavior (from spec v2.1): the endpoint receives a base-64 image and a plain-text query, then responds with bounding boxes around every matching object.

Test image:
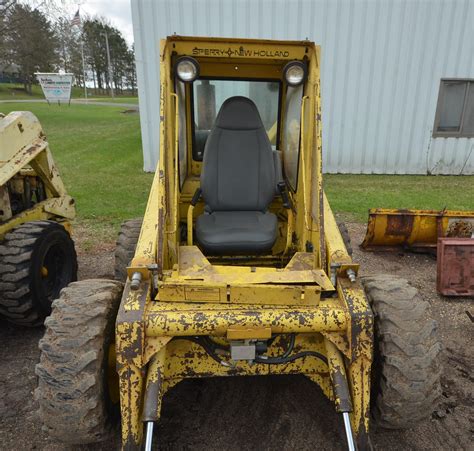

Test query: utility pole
[103,32,114,99]
[80,39,88,102]
[72,3,87,101]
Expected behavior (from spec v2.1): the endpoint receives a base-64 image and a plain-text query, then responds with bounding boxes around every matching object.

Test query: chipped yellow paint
[336,279,373,361]
[336,278,373,437]
[347,354,372,438]
[144,336,172,365]
[163,333,328,379]
[227,326,272,340]
[157,281,323,305]
[114,36,374,450]
[0,111,75,240]
[1,111,44,162]
[157,246,334,303]
[229,284,321,305]
[116,360,144,447]
[116,283,149,447]
[145,301,347,337]
[0,139,48,186]
[123,290,142,312]
[323,192,352,270]
[0,197,75,239]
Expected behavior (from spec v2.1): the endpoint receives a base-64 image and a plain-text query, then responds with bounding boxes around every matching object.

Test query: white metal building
[131,0,474,174]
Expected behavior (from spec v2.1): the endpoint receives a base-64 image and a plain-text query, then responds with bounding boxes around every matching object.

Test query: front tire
[0,220,77,326]
[35,279,123,444]
[362,275,442,429]
[115,218,142,281]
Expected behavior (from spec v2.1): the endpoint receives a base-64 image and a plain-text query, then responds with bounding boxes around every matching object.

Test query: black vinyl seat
[195,96,278,255]
[196,211,278,254]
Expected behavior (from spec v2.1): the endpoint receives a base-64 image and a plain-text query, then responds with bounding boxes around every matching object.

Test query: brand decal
[192,46,290,58]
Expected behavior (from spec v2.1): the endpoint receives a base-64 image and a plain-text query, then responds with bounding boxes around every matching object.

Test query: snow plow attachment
[361,208,474,252]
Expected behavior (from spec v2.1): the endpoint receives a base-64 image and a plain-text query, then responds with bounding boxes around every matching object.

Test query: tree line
[0,1,136,95]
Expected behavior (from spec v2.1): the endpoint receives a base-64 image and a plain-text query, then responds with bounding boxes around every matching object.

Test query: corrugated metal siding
[131,0,474,174]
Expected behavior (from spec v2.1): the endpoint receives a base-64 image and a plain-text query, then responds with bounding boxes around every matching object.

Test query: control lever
[277,182,292,209]
[191,187,202,206]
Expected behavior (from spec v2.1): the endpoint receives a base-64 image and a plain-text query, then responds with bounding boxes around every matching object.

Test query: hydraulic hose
[279,334,295,359]
[174,334,327,366]
[172,336,229,366]
[255,350,328,365]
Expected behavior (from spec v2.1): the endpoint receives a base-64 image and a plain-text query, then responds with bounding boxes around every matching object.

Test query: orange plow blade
[361,208,474,253]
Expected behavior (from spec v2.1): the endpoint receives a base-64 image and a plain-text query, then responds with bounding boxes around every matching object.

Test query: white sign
[35,73,74,104]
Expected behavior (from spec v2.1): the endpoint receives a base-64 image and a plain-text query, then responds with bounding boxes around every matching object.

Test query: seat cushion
[196,211,278,254]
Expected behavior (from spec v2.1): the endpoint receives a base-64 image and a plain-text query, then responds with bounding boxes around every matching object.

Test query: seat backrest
[201,96,275,212]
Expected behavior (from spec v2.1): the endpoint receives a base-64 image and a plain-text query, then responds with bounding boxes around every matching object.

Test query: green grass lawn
[0,82,87,100]
[325,174,474,222]
[1,102,152,244]
[86,97,139,104]
[0,82,138,102]
[0,82,46,99]
[1,102,473,245]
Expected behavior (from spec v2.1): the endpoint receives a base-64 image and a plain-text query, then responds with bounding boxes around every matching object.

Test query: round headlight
[175,57,200,83]
[283,61,306,86]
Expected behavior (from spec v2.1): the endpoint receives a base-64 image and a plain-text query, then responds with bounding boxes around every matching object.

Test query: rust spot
[446,220,473,238]
[23,142,42,155]
[386,214,414,236]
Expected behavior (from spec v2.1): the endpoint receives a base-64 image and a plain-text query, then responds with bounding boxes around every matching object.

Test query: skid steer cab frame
[116,36,372,450]
[0,111,75,237]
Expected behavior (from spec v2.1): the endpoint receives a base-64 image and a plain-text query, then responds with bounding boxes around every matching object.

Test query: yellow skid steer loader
[35,37,441,449]
[0,111,77,326]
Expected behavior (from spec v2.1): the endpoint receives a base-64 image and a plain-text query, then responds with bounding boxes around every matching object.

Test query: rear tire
[115,218,142,281]
[0,220,77,326]
[35,279,123,444]
[362,275,442,429]
[337,222,353,257]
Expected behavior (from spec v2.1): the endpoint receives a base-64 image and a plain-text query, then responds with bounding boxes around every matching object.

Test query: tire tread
[0,221,76,326]
[114,218,142,281]
[362,274,442,429]
[35,279,123,444]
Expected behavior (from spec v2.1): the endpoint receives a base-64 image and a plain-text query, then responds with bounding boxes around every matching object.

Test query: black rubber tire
[115,218,142,281]
[0,220,78,326]
[35,279,123,445]
[362,275,442,429]
[337,222,353,257]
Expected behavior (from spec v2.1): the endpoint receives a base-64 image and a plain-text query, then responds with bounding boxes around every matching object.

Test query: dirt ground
[0,223,472,450]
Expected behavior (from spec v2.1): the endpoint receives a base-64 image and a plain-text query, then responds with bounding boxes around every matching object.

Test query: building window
[433,79,474,138]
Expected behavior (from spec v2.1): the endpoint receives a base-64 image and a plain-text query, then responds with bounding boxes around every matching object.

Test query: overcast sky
[56,0,134,45]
